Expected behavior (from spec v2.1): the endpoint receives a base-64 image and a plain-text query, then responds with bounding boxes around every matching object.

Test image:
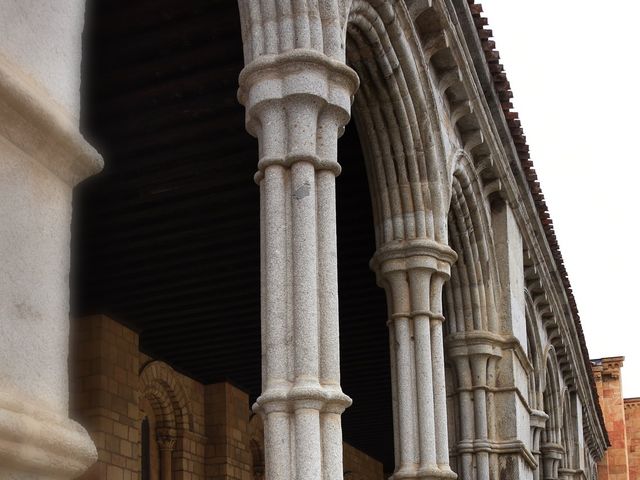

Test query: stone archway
[139,361,194,480]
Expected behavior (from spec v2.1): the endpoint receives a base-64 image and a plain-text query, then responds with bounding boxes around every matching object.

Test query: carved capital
[238,50,358,182]
[371,238,458,282]
[156,429,177,451]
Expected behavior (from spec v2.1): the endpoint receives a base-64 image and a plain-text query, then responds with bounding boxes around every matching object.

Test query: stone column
[541,444,563,480]
[237,2,358,479]
[371,240,457,480]
[0,2,101,477]
[531,410,549,480]
[157,432,176,480]
[447,334,503,480]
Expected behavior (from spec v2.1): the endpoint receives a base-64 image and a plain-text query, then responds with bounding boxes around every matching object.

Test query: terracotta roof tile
[467,0,608,444]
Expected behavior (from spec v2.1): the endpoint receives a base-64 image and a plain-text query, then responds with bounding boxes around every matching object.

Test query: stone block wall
[625,398,640,479]
[343,443,385,480]
[70,315,141,480]
[204,383,252,480]
[139,353,208,480]
[71,315,383,480]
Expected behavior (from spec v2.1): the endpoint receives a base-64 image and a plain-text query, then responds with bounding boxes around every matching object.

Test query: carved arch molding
[139,361,194,480]
[236,1,603,479]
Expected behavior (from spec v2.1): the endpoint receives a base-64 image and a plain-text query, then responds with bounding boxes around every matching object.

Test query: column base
[0,390,96,479]
[391,466,457,480]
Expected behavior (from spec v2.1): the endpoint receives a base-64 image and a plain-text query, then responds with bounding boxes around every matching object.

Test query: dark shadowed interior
[73,0,393,470]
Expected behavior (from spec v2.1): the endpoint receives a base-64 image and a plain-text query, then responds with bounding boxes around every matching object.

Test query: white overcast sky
[479,0,640,396]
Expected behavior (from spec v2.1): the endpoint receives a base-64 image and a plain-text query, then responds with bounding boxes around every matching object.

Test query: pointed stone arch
[346,0,450,247]
[442,152,508,478]
[560,390,579,474]
[541,347,564,480]
[444,153,501,336]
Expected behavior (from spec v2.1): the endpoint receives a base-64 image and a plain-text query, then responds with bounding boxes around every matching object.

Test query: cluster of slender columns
[237,14,359,477]
[0,1,609,479]
[447,333,503,480]
[371,240,458,480]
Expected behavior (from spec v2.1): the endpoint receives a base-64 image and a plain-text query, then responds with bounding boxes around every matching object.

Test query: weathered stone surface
[0,3,101,476]
[0,1,611,479]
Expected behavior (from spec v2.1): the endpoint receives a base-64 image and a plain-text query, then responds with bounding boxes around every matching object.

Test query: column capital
[371,239,457,281]
[156,429,177,451]
[238,49,358,183]
[530,409,550,430]
[541,443,565,458]
[445,331,506,360]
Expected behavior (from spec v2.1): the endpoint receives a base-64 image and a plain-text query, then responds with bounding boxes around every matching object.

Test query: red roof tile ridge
[466,0,607,443]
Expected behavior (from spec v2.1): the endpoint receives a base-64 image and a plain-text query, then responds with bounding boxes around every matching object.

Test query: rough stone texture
[0,0,85,116]
[237,2,358,479]
[0,3,101,474]
[591,358,640,480]
[0,0,610,478]
[592,357,629,479]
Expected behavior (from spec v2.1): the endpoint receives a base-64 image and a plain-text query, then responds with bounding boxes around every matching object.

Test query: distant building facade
[592,357,640,479]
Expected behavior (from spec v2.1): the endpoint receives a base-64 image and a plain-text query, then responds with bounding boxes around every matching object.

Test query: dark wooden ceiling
[73,0,393,470]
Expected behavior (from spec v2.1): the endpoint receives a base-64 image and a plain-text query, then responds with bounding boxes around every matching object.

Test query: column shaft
[158,435,176,480]
[238,41,358,480]
[0,41,100,478]
[372,240,457,480]
[447,333,503,480]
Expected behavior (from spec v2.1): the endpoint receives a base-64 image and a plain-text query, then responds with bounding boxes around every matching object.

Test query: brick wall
[592,357,629,480]
[625,398,640,479]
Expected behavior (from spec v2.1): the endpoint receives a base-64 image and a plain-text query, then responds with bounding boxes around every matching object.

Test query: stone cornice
[438,0,608,458]
[0,53,102,186]
[624,398,640,409]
